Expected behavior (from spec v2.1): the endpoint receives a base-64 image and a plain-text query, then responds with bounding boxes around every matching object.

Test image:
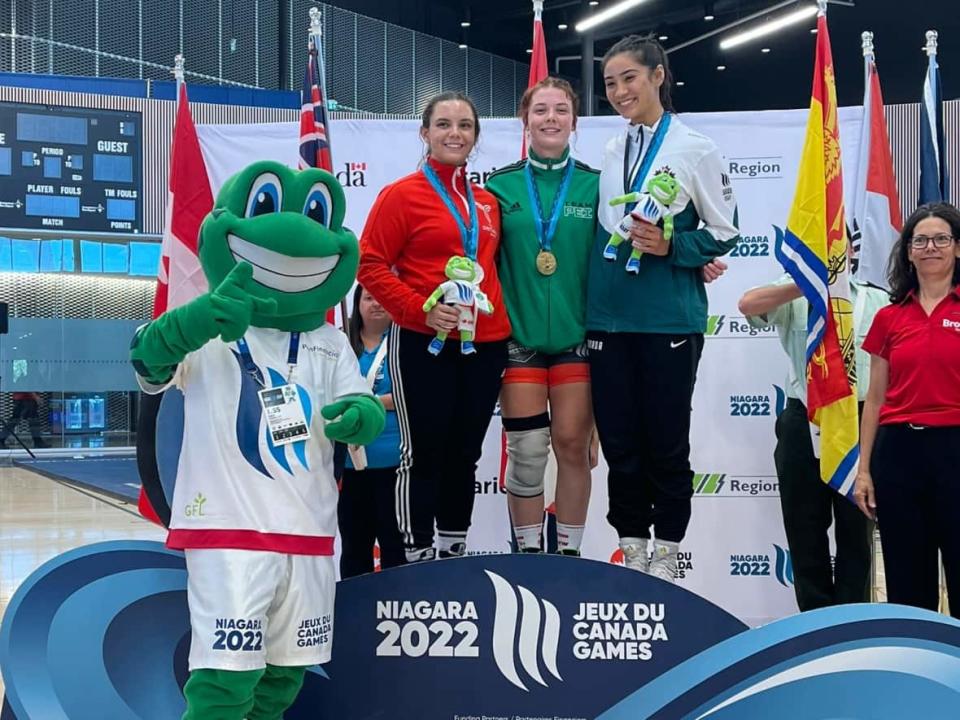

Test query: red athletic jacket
[358,157,511,341]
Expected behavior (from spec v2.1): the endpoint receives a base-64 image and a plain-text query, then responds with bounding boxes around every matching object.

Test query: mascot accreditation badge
[259,385,311,446]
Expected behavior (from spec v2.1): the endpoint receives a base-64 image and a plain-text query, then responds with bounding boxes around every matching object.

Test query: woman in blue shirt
[338,285,405,577]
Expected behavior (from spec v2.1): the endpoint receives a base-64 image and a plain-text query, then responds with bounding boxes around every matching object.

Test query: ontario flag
[140,81,213,525]
[299,37,333,173]
[775,8,859,499]
[851,38,902,290]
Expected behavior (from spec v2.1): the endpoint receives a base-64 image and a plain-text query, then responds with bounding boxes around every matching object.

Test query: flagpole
[172,53,185,111]
[309,7,333,161]
[925,29,938,58]
[309,8,347,332]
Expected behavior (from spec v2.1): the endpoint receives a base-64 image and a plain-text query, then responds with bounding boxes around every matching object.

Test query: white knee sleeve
[504,426,551,497]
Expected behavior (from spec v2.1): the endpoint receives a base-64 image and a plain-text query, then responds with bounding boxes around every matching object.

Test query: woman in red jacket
[358,91,511,562]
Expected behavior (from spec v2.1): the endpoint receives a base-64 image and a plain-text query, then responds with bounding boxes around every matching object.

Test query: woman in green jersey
[485,78,599,556]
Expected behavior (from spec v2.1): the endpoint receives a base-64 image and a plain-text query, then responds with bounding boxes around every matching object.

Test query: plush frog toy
[602,171,681,274]
[130,161,384,720]
[421,254,494,356]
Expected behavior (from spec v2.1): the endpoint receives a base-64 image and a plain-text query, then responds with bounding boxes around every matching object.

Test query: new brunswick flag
[775,9,859,498]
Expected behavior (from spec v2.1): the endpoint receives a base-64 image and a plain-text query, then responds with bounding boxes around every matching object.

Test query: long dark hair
[347,284,366,358]
[601,34,675,113]
[888,202,960,303]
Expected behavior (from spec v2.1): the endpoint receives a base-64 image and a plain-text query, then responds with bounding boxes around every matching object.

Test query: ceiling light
[576,0,652,33]
[720,5,819,50]
[460,21,471,27]
[676,80,685,86]
[761,47,771,53]
[810,27,818,33]
[716,64,726,71]
[459,43,467,49]
[704,2,715,21]
[589,1,599,5]
[658,33,669,41]
[526,48,533,53]
[558,23,569,29]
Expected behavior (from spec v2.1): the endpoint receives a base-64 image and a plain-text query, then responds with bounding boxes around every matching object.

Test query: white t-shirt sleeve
[330,333,373,400]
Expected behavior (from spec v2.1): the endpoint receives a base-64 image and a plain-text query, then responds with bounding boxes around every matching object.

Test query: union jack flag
[299,38,333,172]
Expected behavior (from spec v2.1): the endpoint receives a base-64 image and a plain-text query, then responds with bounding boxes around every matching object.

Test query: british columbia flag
[299,38,333,172]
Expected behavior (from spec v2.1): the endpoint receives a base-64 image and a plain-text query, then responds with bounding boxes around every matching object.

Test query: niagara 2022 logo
[375,600,480,658]
[730,545,794,587]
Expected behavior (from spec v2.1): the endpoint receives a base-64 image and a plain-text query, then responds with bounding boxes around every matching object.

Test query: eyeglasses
[910,234,955,249]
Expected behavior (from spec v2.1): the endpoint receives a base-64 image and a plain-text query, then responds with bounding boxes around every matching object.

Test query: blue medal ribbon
[622,112,672,214]
[422,164,479,261]
[236,332,301,387]
[525,156,575,254]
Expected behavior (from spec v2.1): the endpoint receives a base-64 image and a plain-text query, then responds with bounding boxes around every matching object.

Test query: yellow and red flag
[775,7,859,498]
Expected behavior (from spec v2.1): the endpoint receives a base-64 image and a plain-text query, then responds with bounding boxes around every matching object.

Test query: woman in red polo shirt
[358,91,511,563]
[855,202,960,617]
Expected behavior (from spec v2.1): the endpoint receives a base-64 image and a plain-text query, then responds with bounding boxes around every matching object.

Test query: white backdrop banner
[198,107,864,627]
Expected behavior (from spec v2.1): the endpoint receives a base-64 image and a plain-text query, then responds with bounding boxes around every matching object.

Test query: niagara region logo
[706,315,726,336]
[705,313,776,338]
[726,157,783,180]
[693,473,726,494]
[694,473,779,497]
[486,570,563,691]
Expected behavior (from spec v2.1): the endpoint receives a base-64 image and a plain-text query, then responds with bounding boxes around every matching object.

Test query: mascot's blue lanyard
[236,332,301,387]
[525,157,575,255]
[622,112,672,214]
[422,164,479,261]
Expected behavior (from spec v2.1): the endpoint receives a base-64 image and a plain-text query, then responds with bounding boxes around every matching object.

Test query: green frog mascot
[130,161,385,720]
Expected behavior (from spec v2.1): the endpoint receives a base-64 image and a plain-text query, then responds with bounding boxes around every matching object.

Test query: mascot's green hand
[130,262,276,384]
[209,262,278,342]
[321,395,386,445]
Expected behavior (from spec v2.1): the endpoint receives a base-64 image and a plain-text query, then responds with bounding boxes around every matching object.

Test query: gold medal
[536,250,557,276]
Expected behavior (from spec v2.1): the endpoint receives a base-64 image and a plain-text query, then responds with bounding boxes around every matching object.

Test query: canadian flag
[152,82,214,318]
[139,81,213,524]
[851,45,901,290]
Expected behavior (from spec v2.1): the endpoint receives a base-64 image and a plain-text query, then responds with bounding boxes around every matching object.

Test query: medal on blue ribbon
[526,157,575,276]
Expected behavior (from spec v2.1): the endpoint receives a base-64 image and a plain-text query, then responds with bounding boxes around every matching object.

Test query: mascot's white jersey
[140,324,370,555]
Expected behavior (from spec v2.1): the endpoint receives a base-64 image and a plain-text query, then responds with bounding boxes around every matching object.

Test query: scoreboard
[0,102,143,234]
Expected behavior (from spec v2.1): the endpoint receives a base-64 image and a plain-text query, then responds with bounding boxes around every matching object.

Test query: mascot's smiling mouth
[227,233,340,292]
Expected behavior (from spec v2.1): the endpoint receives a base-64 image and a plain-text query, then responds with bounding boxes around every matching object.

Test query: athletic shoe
[405,546,437,563]
[619,537,649,572]
[648,539,680,582]
[438,542,466,559]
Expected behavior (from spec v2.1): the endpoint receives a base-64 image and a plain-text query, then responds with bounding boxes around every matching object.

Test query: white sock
[557,522,585,553]
[514,523,543,552]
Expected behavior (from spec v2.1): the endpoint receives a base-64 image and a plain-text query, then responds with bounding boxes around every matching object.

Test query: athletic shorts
[185,548,336,671]
[502,339,590,386]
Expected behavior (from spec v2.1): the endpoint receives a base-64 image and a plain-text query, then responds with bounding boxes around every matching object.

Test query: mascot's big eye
[245,173,282,218]
[303,183,333,227]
